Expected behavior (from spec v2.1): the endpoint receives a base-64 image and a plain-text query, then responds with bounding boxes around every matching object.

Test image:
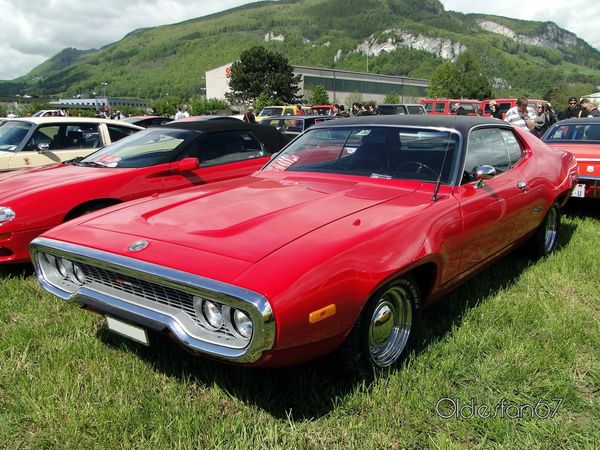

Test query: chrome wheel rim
[544,207,558,252]
[368,286,413,368]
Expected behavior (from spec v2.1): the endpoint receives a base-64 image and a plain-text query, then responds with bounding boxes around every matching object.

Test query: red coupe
[31,116,577,373]
[0,120,286,263]
[542,117,600,199]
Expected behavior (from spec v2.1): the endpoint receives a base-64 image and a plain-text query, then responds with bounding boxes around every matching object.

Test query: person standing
[243,107,256,123]
[174,106,186,120]
[504,96,536,131]
[559,97,581,120]
[579,99,600,117]
[489,101,503,119]
[532,102,557,138]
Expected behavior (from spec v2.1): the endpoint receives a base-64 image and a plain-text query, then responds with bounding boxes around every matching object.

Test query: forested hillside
[1,0,598,99]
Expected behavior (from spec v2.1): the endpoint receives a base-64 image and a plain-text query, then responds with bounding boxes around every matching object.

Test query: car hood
[0,164,119,201]
[76,174,420,263]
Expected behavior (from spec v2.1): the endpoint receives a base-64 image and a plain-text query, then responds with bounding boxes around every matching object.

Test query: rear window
[544,123,600,141]
[407,105,425,115]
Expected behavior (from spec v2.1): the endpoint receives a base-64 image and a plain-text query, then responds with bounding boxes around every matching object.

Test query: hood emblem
[128,240,149,252]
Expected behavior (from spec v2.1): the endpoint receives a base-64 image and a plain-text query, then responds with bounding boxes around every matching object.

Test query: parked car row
[17,115,578,375]
[421,98,547,118]
[0,120,286,263]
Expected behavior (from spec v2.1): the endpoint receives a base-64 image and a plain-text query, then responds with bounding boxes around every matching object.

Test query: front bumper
[30,237,276,363]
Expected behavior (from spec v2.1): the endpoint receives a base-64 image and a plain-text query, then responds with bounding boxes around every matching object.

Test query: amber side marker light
[309,304,336,324]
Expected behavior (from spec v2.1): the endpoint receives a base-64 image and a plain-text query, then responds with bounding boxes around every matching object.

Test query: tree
[427,62,459,98]
[384,91,401,104]
[427,51,492,99]
[307,85,329,105]
[226,46,301,106]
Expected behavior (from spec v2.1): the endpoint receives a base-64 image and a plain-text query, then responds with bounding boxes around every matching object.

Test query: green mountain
[2,0,599,99]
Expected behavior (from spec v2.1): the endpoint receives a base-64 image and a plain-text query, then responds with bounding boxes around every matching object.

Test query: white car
[0,117,143,171]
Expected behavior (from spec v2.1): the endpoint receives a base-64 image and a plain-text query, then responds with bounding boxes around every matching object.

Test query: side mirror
[473,165,496,188]
[37,143,50,153]
[170,157,200,174]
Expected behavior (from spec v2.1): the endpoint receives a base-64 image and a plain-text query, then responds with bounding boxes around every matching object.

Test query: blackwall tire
[335,274,421,377]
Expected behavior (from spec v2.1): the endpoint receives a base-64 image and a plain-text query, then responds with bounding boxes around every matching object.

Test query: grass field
[0,201,599,449]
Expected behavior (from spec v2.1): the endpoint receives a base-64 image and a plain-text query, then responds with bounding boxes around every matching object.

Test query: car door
[454,127,533,272]
[9,122,102,170]
[161,130,270,192]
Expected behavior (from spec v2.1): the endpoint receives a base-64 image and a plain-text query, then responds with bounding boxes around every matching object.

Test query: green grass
[1,201,599,449]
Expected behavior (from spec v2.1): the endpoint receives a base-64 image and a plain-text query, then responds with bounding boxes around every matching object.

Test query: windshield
[259,107,283,117]
[263,126,458,183]
[80,128,197,168]
[543,122,600,142]
[0,121,32,151]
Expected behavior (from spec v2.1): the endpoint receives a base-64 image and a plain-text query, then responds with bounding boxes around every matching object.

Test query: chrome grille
[78,262,232,336]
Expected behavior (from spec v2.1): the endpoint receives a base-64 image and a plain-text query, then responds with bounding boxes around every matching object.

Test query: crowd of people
[504,96,600,138]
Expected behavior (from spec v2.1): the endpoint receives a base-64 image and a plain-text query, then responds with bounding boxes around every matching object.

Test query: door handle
[517,180,527,190]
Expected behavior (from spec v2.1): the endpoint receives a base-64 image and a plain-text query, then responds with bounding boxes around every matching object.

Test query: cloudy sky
[1,0,598,80]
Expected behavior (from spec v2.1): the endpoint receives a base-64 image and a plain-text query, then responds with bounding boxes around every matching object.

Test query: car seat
[349,131,390,173]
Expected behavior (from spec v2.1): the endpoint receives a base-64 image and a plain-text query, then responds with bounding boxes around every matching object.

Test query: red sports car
[31,116,577,374]
[0,120,286,263]
[542,117,600,199]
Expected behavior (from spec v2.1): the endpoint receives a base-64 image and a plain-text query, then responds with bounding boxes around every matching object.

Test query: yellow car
[0,117,143,171]
[257,105,306,120]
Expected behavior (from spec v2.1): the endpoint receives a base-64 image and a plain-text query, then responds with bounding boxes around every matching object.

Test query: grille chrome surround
[31,237,275,363]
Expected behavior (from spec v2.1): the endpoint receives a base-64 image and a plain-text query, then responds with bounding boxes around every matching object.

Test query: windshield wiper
[64,157,84,165]
[77,160,106,167]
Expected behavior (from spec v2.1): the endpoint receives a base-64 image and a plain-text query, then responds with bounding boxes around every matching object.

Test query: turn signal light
[309,304,336,324]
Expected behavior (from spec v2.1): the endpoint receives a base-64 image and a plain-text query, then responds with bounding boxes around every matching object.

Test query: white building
[205,62,429,106]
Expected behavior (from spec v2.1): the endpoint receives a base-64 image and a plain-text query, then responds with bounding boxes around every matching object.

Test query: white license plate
[106,316,149,345]
[571,183,586,198]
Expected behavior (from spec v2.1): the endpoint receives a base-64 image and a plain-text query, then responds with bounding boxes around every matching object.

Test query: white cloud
[1,0,598,80]
[0,0,265,79]
[439,0,600,50]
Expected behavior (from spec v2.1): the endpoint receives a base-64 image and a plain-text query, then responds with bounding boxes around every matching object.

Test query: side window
[499,103,511,115]
[187,131,266,167]
[23,125,58,151]
[423,103,433,112]
[407,105,424,114]
[500,129,523,166]
[434,103,446,113]
[107,125,138,143]
[460,103,476,114]
[63,124,101,149]
[464,128,512,181]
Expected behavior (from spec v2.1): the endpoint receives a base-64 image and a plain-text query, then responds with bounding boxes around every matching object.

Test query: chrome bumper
[30,237,275,363]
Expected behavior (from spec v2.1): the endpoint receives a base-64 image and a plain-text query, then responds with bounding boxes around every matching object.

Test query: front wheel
[528,201,560,258]
[335,274,421,377]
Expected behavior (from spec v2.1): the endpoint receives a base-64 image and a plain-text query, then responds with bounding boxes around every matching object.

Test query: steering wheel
[397,161,437,177]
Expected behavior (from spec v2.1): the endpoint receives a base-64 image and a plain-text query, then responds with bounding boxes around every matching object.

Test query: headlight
[36,252,85,295]
[55,258,68,278]
[72,263,86,285]
[202,300,224,329]
[0,207,15,223]
[233,309,253,338]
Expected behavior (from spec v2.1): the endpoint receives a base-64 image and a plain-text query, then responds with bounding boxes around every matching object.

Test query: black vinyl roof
[161,119,288,153]
[313,114,509,136]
